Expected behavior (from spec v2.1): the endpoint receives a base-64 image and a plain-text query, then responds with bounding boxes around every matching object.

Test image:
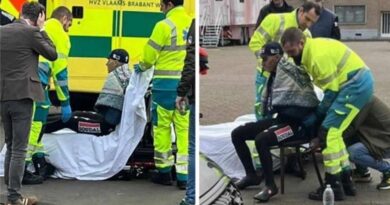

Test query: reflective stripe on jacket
[141,6,192,81]
[39,18,71,105]
[249,9,312,69]
[301,38,367,92]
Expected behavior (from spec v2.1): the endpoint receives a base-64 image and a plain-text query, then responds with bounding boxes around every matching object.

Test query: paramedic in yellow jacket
[249,2,320,120]
[281,28,374,201]
[134,0,191,189]
[23,6,73,185]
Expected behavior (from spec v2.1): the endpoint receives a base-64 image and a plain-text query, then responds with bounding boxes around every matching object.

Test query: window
[72,6,84,19]
[382,12,390,37]
[335,5,366,24]
[239,0,245,2]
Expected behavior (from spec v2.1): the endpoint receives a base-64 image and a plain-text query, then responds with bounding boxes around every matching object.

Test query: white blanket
[200,115,256,179]
[0,69,153,180]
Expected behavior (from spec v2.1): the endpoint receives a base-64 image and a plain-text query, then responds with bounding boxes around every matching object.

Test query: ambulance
[0,0,195,110]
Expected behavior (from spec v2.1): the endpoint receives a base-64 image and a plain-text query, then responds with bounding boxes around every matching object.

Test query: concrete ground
[200,42,390,204]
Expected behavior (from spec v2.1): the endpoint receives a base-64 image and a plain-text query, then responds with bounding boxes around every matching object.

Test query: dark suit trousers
[0,99,33,202]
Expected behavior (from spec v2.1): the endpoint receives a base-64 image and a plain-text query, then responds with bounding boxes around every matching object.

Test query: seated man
[231,42,320,202]
[344,95,390,190]
[45,49,132,136]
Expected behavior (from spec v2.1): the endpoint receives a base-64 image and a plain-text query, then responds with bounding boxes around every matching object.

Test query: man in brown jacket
[0,2,57,205]
[344,95,390,190]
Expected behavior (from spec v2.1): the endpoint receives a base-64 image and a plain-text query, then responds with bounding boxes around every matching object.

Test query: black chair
[277,139,324,194]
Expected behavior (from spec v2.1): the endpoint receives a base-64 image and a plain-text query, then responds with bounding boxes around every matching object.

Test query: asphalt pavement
[0,177,185,205]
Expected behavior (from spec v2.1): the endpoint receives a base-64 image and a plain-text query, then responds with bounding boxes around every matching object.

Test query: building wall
[287,0,390,39]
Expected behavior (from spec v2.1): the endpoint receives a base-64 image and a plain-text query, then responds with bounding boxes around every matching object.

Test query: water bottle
[323,184,334,205]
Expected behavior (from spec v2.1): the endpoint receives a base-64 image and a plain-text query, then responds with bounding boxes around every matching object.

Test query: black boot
[253,183,278,203]
[341,169,357,196]
[22,165,43,185]
[177,180,187,190]
[234,174,262,190]
[32,154,55,180]
[308,173,345,201]
[151,171,173,186]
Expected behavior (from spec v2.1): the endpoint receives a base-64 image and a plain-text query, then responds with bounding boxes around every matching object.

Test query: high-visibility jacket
[0,8,15,26]
[140,6,191,179]
[39,18,71,106]
[249,9,311,70]
[301,38,366,93]
[141,6,192,88]
[302,37,370,117]
[301,38,373,175]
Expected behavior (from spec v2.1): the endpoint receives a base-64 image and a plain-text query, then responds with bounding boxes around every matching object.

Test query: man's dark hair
[21,2,45,23]
[51,6,72,20]
[162,0,184,6]
[281,28,306,46]
[301,1,321,16]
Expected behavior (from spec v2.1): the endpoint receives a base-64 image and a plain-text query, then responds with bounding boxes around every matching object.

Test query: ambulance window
[72,6,83,19]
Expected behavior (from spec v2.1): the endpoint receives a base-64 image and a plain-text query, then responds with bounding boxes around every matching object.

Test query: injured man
[231,42,320,202]
[0,52,153,180]
[46,49,132,136]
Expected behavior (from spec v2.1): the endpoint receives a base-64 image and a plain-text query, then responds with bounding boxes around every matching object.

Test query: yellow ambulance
[0,0,195,109]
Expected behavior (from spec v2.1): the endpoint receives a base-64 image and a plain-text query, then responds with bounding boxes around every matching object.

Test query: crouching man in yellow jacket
[281,28,374,201]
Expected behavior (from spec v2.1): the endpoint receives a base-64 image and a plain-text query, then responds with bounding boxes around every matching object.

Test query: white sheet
[0,69,153,180]
[200,115,257,179]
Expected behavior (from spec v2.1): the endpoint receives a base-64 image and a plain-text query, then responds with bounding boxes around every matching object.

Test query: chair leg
[311,151,324,188]
[280,147,285,194]
[295,146,305,180]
